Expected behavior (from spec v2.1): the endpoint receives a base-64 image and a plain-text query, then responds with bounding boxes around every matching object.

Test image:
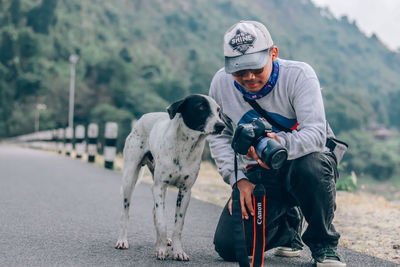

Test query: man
[207,20,346,267]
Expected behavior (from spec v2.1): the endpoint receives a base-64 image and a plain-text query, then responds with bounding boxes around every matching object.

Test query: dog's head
[167,94,227,134]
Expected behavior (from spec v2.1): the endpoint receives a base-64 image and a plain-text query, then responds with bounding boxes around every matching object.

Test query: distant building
[368,122,397,141]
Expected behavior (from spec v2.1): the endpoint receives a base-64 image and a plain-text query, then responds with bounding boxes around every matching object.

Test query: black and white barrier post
[65,127,73,156]
[57,128,64,154]
[52,129,58,151]
[104,122,118,169]
[75,125,85,159]
[87,123,98,163]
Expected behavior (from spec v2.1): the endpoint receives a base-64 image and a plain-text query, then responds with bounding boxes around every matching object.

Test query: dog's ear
[167,99,185,119]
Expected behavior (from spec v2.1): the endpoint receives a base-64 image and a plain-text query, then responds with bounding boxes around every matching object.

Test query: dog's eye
[199,105,204,111]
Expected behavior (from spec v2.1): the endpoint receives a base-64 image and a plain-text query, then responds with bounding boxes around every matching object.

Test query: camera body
[231,118,288,169]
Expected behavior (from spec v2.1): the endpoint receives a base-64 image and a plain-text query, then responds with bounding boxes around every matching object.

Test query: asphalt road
[0,144,397,267]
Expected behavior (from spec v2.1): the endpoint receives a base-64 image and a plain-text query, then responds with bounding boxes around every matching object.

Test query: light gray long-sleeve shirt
[207,58,333,187]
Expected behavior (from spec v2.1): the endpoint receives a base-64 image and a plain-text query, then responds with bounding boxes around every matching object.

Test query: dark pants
[214,152,340,261]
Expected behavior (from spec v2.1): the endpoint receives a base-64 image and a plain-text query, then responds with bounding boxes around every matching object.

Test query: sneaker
[312,247,346,267]
[274,246,303,257]
[275,207,305,257]
[274,232,304,257]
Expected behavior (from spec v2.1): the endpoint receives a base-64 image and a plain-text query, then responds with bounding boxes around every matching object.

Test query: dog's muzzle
[213,122,225,134]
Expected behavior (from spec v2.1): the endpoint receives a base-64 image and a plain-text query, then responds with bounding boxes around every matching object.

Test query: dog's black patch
[184,175,189,180]
[176,191,183,207]
[168,95,211,132]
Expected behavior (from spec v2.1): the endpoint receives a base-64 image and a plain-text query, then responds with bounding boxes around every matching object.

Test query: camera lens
[255,137,288,169]
[270,149,287,169]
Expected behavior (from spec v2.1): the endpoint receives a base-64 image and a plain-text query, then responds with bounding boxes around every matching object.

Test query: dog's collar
[234,60,279,100]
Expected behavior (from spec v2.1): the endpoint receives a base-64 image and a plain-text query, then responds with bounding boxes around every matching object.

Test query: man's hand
[228,179,255,219]
[246,146,269,169]
[245,132,281,169]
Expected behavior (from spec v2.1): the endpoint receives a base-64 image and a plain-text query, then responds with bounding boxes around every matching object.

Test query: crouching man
[207,20,346,267]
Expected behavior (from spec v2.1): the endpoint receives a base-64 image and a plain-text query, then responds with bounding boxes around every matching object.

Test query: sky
[311,0,400,51]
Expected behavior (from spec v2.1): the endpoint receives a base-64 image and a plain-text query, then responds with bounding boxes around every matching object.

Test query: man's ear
[167,99,185,119]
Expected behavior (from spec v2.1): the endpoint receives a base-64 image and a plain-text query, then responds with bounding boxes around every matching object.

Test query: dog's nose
[214,122,225,133]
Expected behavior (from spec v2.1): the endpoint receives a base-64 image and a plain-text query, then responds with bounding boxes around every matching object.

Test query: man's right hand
[228,179,255,219]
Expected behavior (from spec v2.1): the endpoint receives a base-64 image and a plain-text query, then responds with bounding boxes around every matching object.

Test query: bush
[339,130,400,181]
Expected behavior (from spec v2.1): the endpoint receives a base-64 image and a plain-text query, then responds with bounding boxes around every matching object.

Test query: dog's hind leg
[115,161,141,249]
[171,187,191,261]
[115,134,146,249]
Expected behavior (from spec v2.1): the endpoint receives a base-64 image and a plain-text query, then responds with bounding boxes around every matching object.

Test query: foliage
[338,130,400,181]
[336,171,357,192]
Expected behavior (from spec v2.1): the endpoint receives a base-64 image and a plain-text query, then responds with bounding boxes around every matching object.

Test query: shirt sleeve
[207,73,247,187]
[276,70,327,160]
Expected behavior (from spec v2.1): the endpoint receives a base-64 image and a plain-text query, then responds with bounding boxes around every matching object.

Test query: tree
[0,29,16,66]
[26,0,58,34]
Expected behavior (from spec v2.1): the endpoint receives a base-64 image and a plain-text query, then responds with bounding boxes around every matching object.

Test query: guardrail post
[104,122,118,169]
[75,125,85,159]
[65,127,73,156]
[87,123,98,163]
[52,129,58,151]
[57,128,64,154]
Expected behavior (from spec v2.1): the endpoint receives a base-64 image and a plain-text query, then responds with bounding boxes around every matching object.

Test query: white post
[75,125,85,159]
[87,123,99,163]
[68,54,79,129]
[65,127,73,156]
[104,122,118,169]
[57,128,64,154]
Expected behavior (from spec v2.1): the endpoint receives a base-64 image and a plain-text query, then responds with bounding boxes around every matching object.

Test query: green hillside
[1,0,400,181]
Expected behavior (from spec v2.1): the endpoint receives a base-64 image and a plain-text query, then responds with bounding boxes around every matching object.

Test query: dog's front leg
[171,187,191,261]
[152,181,168,260]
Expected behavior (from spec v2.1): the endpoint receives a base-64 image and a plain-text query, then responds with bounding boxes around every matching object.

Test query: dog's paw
[173,251,190,261]
[115,239,129,249]
[155,247,169,260]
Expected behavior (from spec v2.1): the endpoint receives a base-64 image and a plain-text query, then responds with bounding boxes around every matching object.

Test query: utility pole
[35,104,47,132]
[68,54,79,129]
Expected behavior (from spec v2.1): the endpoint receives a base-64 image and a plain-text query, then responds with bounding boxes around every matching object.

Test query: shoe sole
[274,248,302,257]
[316,259,346,267]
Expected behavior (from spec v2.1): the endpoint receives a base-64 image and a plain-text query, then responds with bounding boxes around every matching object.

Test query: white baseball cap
[224,21,274,74]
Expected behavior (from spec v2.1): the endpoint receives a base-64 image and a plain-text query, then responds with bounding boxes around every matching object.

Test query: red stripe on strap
[251,195,257,266]
[291,122,299,131]
[261,195,266,267]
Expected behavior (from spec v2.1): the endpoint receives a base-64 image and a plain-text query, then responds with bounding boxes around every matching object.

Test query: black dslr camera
[231,118,288,169]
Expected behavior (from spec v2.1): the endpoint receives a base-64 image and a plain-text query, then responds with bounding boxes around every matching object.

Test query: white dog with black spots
[115,94,226,261]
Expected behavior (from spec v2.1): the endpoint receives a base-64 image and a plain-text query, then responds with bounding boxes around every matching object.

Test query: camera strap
[251,183,266,267]
[233,154,266,267]
[242,96,292,133]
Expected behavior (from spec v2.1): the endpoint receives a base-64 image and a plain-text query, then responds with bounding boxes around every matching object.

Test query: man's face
[231,47,278,93]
